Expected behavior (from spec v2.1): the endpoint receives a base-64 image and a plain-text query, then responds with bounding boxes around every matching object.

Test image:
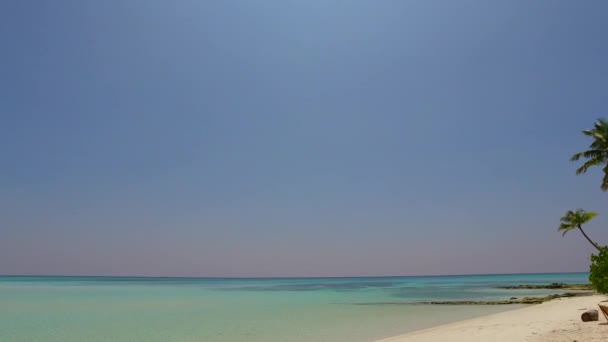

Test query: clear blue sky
[2,0,608,277]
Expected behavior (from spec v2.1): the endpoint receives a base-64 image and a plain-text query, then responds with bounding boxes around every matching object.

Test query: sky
[1,0,608,277]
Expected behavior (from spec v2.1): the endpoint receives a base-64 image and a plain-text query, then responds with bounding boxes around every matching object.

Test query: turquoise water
[0,273,589,341]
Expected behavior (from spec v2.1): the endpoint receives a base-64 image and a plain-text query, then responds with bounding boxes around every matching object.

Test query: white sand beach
[377,295,607,342]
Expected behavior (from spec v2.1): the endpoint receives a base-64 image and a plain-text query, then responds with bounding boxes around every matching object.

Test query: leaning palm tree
[571,118,608,191]
[559,209,601,251]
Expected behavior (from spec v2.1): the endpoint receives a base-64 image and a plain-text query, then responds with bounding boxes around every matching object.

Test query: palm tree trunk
[578,225,601,251]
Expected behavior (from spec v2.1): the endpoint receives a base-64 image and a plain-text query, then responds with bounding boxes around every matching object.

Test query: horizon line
[0,271,589,279]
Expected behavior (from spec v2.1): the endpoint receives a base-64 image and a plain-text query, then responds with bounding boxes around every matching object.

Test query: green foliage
[589,246,608,294]
[567,120,608,292]
[571,118,608,191]
[558,209,598,236]
[558,209,600,251]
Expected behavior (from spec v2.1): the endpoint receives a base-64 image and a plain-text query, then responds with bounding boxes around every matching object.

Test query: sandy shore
[377,295,607,342]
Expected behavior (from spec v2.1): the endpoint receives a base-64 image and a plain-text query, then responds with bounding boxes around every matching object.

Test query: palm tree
[571,118,608,191]
[559,209,601,251]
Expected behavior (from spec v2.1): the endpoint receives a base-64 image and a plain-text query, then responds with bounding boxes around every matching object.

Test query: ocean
[0,273,589,341]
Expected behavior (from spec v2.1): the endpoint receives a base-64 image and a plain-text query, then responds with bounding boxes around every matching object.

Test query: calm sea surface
[0,273,588,341]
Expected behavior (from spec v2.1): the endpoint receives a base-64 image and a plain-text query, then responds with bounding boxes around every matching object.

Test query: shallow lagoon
[0,273,588,341]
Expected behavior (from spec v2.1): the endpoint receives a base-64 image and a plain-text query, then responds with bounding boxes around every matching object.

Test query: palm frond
[583,130,608,141]
[575,158,603,174]
[570,152,583,161]
[602,165,608,191]
[571,150,606,162]
[583,212,599,221]
[559,209,598,232]
[583,150,606,158]
[595,118,608,131]
[572,119,608,190]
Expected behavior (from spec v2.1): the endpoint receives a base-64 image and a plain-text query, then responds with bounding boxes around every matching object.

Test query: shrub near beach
[590,247,608,294]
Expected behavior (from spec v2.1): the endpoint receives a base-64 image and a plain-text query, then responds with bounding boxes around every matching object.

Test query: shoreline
[375,294,607,342]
